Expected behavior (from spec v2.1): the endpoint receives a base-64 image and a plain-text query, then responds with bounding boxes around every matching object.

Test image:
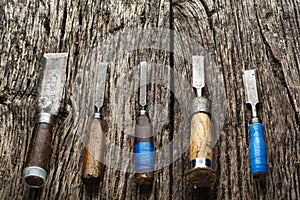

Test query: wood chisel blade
[37,53,68,115]
[95,62,108,111]
[192,56,205,97]
[139,61,147,107]
[242,69,259,117]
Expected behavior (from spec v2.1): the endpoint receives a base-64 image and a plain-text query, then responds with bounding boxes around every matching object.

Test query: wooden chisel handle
[190,112,213,161]
[134,111,154,184]
[23,122,53,188]
[186,111,216,188]
[81,116,105,184]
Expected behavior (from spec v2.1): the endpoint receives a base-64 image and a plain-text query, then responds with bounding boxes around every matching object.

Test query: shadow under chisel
[81,62,108,184]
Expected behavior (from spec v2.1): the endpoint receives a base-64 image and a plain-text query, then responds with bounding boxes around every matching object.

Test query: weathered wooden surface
[0,0,299,200]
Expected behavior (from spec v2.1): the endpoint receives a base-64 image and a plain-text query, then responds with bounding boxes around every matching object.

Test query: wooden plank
[172,0,300,199]
[0,0,299,199]
[0,0,172,199]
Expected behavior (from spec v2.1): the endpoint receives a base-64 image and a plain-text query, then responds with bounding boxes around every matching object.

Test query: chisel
[82,62,108,184]
[186,56,217,188]
[23,53,68,188]
[242,69,267,180]
[134,61,154,184]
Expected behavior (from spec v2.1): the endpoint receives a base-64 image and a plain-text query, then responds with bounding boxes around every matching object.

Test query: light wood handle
[189,112,213,161]
[81,118,105,184]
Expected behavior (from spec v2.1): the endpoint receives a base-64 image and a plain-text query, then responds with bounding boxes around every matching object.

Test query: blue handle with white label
[135,142,154,171]
[249,122,267,177]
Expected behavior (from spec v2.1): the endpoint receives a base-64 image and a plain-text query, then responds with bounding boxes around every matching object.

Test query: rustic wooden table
[0,0,299,199]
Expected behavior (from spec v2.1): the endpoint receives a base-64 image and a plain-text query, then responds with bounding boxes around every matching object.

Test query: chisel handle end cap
[253,172,266,181]
[186,167,216,188]
[23,166,46,188]
[134,172,154,185]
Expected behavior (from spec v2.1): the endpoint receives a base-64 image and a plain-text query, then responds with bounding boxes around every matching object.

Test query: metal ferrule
[189,158,213,169]
[23,166,47,188]
[35,112,54,125]
[94,112,102,119]
[139,109,147,116]
[190,97,211,116]
[250,117,262,124]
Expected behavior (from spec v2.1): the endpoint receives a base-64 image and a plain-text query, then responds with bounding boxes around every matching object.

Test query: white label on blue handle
[249,123,267,175]
[135,142,154,172]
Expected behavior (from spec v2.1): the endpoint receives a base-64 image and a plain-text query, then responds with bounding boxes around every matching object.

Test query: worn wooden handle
[134,114,154,184]
[190,112,213,161]
[186,112,217,188]
[81,118,105,184]
[24,122,53,188]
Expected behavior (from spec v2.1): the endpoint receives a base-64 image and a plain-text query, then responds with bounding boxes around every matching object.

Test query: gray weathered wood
[0,0,299,199]
[172,0,300,199]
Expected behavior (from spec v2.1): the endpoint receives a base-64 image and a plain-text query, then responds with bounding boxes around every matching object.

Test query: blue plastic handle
[135,142,154,171]
[249,123,267,176]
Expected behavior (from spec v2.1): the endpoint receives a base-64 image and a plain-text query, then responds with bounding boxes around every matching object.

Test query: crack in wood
[253,2,300,126]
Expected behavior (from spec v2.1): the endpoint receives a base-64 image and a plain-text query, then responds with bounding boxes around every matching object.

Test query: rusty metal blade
[37,53,68,115]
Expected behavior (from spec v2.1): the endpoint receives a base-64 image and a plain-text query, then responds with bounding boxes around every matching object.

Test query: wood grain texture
[187,112,216,189]
[82,118,105,184]
[0,0,171,199]
[0,0,299,199]
[190,112,213,161]
[25,123,53,171]
[172,0,300,199]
